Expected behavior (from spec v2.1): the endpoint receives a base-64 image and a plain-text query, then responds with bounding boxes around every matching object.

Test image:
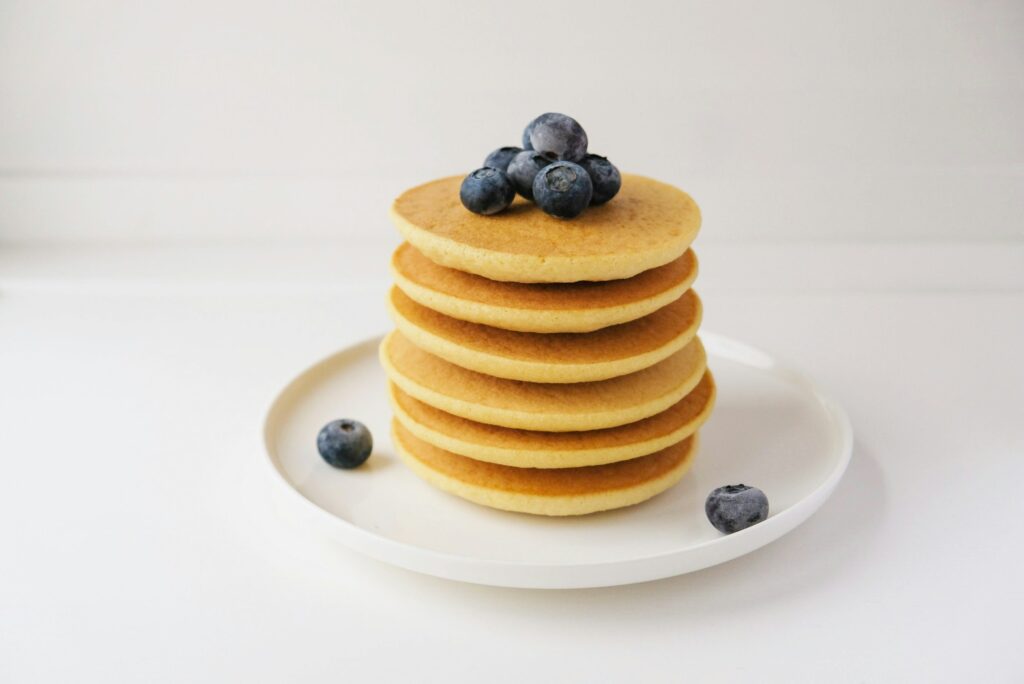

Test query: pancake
[390,174,701,283]
[387,285,702,383]
[379,330,707,432]
[393,420,698,516]
[389,372,715,468]
[391,242,698,333]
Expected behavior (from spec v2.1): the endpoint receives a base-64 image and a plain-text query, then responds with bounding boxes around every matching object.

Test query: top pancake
[390,174,701,283]
[391,242,698,333]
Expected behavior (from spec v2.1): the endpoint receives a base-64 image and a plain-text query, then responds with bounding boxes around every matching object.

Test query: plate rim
[261,331,853,588]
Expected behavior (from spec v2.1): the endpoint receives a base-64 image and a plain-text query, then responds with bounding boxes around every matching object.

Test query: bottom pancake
[392,420,698,516]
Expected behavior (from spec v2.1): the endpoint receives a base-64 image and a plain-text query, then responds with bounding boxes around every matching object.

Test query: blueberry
[521,119,536,150]
[523,113,588,161]
[579,154,621,205]
[506,150,555,200]
[483,146,522,172]
[705,484,769,534]
[317,419,372,469]
[459,167,516,215]
[533,161,593,219]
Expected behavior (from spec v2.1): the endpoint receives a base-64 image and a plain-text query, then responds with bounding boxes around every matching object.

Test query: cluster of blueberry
[459,113,621,219]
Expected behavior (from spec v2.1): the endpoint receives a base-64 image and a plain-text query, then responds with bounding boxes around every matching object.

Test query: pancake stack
[381,174,713,516]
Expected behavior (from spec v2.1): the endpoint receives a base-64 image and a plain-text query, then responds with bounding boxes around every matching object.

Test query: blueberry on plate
[483,146,522,172]
[705,484,769,534]
[460,167,516,215]
[579,154,621,205]
[523,113,588,162]
[533,161,593,219]
[317,419,373,469]
[506,150,555,200]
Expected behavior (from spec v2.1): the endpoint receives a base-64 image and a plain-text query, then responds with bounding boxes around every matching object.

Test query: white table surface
[2,240,1022,682]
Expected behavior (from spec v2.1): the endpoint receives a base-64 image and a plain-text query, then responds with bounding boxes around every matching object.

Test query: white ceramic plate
[262,332,852,589]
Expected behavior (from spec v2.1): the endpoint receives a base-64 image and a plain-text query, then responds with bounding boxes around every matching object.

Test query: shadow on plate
[343,442,885,618]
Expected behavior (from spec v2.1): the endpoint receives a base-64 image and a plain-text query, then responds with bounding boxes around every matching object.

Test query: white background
[1,0,1021,245]
[2,2,1023,682]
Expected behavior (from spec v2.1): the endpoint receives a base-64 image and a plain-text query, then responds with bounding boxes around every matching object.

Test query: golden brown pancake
[390,174,701,283]
[391,242,698,333]
[379,330,707,431]
[389,372,715,468]
[393,420,698,516]
[387,285,702,383]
